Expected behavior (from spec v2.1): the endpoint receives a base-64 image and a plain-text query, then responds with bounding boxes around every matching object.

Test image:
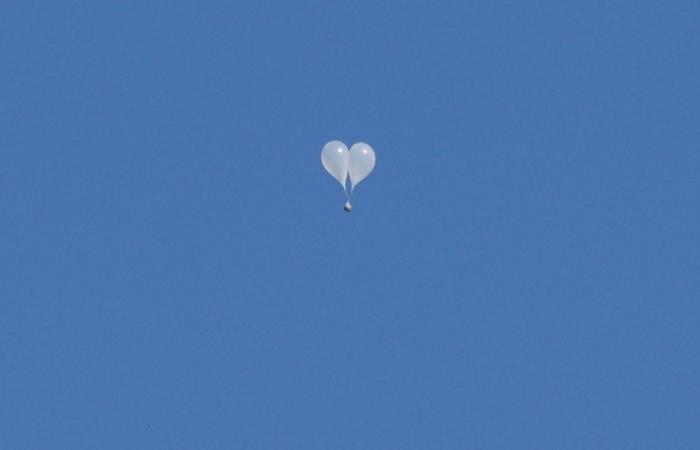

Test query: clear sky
[2,2,699,449]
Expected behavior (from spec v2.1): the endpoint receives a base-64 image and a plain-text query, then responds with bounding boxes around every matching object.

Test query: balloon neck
[343,201,352,212]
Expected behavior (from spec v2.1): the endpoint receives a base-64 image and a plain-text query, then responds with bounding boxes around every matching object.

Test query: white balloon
[349,142,376,191]
[321,141,349,194]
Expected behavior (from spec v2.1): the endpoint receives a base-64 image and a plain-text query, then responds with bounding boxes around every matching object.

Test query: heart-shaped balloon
[321,140,376,211]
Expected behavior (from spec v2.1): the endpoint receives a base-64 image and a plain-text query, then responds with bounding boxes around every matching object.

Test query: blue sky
[2,1,699,449]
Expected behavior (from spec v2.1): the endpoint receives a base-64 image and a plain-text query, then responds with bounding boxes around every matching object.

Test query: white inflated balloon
[321,141,349,194]
[349,142,376,191]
